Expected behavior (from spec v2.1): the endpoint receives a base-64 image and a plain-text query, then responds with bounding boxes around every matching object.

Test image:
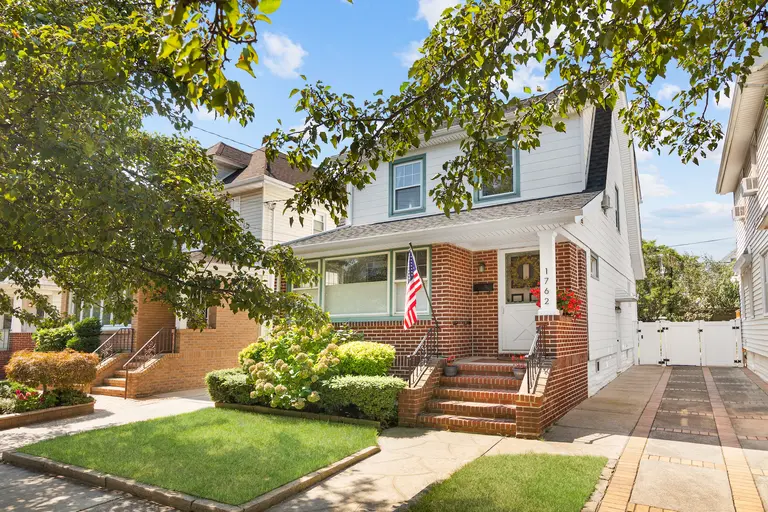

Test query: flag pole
[409,242,439,329]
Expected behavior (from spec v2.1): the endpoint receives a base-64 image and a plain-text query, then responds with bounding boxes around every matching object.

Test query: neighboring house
[715,58,768,382]
[1,144,330,395]
[287,96,645,437]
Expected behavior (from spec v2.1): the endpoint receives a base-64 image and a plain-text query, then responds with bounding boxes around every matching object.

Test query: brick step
[426,399,516,419]
[103,377,126,387]
[455,362,522,376]
[440,375,521,390]
[416,412,516,436]
[434,387,516,404]
[90,385,125,397]
[112,370,127,378]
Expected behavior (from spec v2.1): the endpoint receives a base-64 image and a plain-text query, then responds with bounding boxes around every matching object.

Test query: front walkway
[598,366,768,512]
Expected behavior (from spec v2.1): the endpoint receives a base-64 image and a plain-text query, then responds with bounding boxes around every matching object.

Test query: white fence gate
[637,320,743,367]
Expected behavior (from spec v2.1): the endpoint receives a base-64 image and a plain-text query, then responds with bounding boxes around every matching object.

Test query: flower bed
[0,400,94,431]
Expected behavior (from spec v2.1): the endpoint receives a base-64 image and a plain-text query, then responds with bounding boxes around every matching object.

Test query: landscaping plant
[5,349,98,392]
[33,324,75,352]
[530,287,583,318]
[0,378,90,415]
[205,368,262,405]
[67,317,103,353]
[336,341,395,376]
[321,375,407,423]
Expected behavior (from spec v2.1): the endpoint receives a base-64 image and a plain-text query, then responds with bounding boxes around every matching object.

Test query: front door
[499,251,540,353]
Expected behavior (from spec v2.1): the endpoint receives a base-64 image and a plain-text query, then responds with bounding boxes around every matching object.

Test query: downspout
[268,202,277,247]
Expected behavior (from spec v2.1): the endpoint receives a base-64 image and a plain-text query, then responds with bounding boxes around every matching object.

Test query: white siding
[237,190,264,241]
[261,180,336,247]
[734,105,768,376]
[564,110,638,395]
[350,115,585,226]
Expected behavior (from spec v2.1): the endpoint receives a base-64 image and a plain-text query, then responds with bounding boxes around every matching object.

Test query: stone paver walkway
[598,366,768,512]
[0,388,211,511]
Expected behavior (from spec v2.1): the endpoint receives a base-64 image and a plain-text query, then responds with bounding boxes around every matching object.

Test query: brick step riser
[455,365,521,377]
[426,401,516,419]
[113,370,127,377]
[434,387,516,404]
[440,376,521,390]
[416,415,516,437]
[90,387,126,397]
[103,378,126,387]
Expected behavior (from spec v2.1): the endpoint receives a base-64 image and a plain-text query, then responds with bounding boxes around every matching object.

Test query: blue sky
[145,0,737,260]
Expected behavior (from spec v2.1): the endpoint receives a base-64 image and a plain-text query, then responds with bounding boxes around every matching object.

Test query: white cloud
[396,41,422,68]
[652,201,731,219]
[262,33,307,79]
[635,146,653,162]
[657,83,681,102]
[417,0,458,28]
[639,173,674,198]
[503,61,549,95]
[716,82,734,110]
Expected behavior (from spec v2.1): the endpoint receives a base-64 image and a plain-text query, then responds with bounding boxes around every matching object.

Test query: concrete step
[103,377,126,387]
[456,362,521,377]
[426,399,516,419]
[416,412,516,436]
[90,385,126,397]
[434,386,516,404]
[440,375,522,390]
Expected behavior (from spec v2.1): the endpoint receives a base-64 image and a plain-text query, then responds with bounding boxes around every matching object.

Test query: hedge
[337,341,396,376]
[321,375,407,422]
[205,368,263,405]
[5,349,99,391]
[67,317,102,353]
[33,324,75,352]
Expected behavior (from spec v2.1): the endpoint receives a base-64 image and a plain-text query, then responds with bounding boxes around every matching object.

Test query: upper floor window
[477,147,519,202]
[313,214,325,234]
[590,252,600,279]
[614,185,620,232]
[390,155,425,215]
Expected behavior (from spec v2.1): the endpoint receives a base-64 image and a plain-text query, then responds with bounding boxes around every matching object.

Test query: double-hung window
[313,214,325,234]
[70,298,130,328]
[391,156,425,215]
[477,146,519,201]
[393,249,429,314]
[294,261,320,304]
[323,254,390,316]
[590,253,600,280]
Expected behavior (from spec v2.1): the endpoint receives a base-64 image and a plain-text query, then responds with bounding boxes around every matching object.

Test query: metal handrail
[93,328,134,360]
[122,327,176,399]
[397,325,439,387]
[526,326,545,394]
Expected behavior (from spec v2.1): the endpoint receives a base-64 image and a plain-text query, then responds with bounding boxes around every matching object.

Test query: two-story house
[287,95,645,437]
[716,57,768,382]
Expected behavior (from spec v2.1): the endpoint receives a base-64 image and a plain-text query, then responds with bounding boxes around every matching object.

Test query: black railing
[396,325,439,387]
[122,327,177,399]
[526,326,545,394]
[93,328,134,360]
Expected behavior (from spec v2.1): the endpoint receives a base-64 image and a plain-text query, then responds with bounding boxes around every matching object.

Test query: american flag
[403,248,424,330]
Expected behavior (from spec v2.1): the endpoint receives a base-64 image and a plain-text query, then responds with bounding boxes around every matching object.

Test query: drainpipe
[268,202,277,247]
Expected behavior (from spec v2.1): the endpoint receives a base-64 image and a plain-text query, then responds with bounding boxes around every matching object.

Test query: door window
[505,252,540,304]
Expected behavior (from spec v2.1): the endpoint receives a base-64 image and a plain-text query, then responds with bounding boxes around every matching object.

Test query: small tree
[6,350,98,392]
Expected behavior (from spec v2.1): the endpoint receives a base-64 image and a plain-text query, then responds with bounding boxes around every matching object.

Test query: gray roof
[207,143,314,187]
[289,191,600,247]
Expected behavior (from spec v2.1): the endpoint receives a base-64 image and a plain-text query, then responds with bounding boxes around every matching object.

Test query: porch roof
[289,191,599,253]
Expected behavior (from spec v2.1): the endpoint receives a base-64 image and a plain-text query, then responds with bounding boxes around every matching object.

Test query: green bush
[337,341,396,376]
[205,368,263,405]
[238,342,266,370]
[53,388,93,406]
[67,317,102,353]
[321,375,407,422]
[33,324,75,352]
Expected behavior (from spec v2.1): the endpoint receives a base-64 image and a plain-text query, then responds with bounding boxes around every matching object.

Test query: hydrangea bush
[242,323,361,410]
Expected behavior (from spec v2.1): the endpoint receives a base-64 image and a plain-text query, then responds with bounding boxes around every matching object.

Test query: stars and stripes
[403,248,424,330]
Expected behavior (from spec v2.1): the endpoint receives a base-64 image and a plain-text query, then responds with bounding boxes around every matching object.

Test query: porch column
[537,231,559,316]
[10,296,23,332]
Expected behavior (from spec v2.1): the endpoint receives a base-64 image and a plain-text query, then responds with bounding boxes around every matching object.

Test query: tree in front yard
[0,0,322,327]
[638,240,740,321]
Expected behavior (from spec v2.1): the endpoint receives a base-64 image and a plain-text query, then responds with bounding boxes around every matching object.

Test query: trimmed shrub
[205,368,263,405]
[6,349,98,391]
[321,375,407,422]
[33,324,75,352]
[337,341,396,376]
[67,317,102,353]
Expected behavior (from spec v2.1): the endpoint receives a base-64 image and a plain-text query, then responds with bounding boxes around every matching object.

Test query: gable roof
[585,108,613,192]
[207,143,314,187]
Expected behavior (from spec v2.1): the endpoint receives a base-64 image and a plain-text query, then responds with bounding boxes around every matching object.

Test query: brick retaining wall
[0,333,34,379]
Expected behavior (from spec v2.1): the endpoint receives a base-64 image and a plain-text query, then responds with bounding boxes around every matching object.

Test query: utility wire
[668,237,733,248]
[190,125,260,150]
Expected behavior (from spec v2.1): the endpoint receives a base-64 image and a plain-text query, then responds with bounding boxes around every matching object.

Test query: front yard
[18,408,378,505]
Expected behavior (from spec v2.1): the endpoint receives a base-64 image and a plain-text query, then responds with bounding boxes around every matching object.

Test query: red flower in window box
[530,285,583,319]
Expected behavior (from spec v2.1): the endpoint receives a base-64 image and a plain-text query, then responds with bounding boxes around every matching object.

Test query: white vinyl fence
[637,320,743,367]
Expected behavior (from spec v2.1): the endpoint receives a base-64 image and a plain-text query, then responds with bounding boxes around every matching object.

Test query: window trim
[590,252,600,280]
[69,298,131,328]
[389,155,427,217]
[288,246,432,322]
[474,146,521,204]
[614,185,621,232]
[392,248,430,315]
[313,214,326,234]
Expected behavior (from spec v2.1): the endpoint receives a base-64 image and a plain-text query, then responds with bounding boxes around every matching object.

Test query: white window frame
[393,248,430,315]
[313,214,326,234]
[70,298,131,328]
[478,147,518,200]
[294,261,320,304]
[0,315,10,351]
[590,252,600,280]
[392,160,423,214]
[322,252,391,318]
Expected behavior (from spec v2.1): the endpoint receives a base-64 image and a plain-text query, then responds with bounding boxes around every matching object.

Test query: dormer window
[476,147,520,202]
[390,155,426,216]
[313,214,325,234]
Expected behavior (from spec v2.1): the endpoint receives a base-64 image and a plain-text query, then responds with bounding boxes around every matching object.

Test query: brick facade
[132,291,176,347]
[398,359,445,425]
[0,333,34,379]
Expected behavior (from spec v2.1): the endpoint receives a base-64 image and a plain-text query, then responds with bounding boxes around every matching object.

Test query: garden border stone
[1,445,381,512]
[0,400,94,431]
[214,401,381,428]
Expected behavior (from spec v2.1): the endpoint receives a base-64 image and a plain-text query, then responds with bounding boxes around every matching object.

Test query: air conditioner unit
[741,176,759,197]
[733,205,747,221]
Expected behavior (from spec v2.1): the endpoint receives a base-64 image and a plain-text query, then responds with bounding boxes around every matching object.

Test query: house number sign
[541,267,552,306]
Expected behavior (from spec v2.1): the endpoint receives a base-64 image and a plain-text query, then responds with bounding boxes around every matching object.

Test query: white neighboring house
[287,93,645,398]
[716,58,768,382]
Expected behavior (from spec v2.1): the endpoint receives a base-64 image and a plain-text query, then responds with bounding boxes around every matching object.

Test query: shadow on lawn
[0,408,118,452]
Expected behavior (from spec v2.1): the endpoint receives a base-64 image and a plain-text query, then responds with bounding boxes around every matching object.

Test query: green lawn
[19,408,378,505]
[410,453,606,512]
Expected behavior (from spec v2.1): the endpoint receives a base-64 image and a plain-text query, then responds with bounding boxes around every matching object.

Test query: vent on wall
[733,204,747,221]
[741,176,759,197]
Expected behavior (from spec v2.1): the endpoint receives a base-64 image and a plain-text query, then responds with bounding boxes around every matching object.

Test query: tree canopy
[265,0,767,223]
[0,0,322,327]
[638,240,740,322]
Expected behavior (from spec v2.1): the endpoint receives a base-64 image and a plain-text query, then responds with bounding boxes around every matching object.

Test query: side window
[293,261,320,305]
[313,214,325,234]
[391,157,425,215]
[478,147,519,201]
[590,253,600,280]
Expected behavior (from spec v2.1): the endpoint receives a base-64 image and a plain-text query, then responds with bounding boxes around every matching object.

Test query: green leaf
[258,0,282,14]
